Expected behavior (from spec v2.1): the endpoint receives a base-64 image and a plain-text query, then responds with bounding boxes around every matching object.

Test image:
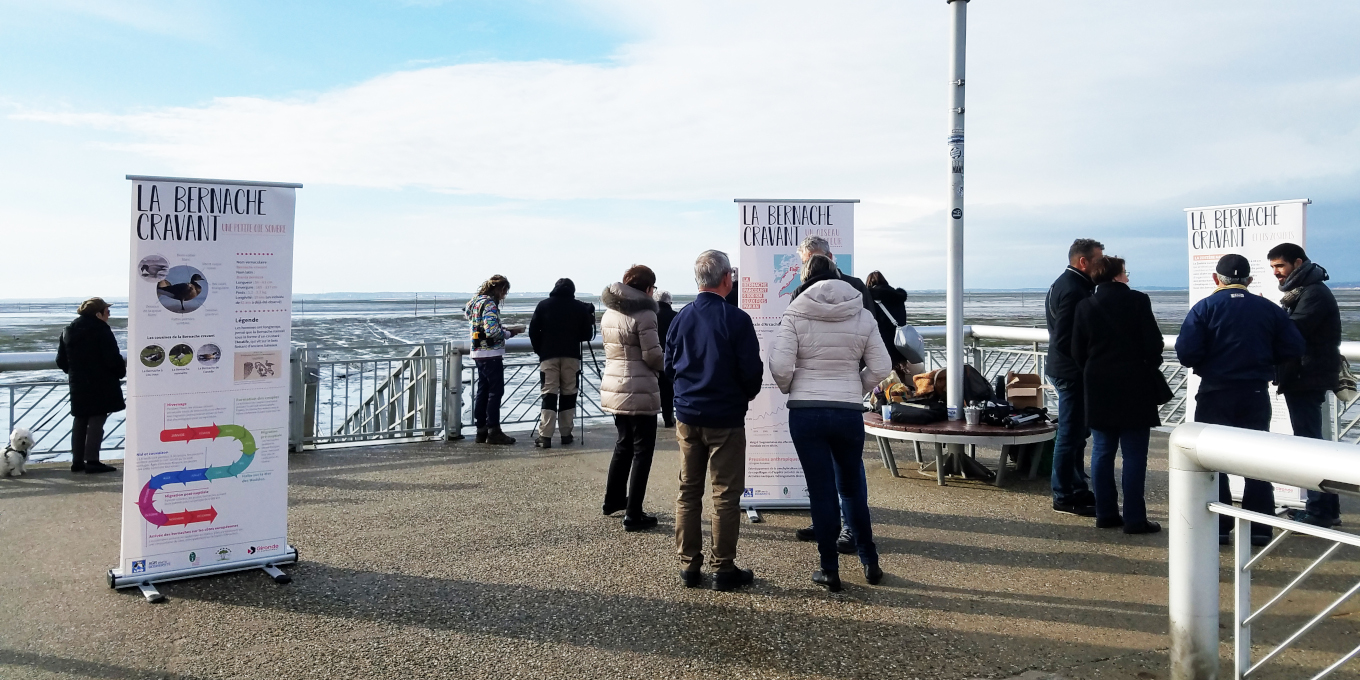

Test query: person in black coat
[1071,257,1163,534]
[865,271,909,367]
[528,278,596,447]
[56,298,125,474]
[655,290,678,428]
[1268,243,1343,527]
[1044,238,1104,516]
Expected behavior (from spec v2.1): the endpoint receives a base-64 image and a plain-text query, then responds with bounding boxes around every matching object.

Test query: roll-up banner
[1183,198,1309,507]
[111,176,301,588]
[735,199,857,510]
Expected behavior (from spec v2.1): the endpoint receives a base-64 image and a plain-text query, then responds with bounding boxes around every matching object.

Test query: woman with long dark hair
[865,271,909,368]
[1071,256,1164,534]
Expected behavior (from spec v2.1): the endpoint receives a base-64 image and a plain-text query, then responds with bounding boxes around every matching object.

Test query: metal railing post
[423,343,437,431]
[289,346,303,452]
[1168,423,1222,680]
[1233,517,1252,679]
[444,346,464,440]
[303,342,319,443]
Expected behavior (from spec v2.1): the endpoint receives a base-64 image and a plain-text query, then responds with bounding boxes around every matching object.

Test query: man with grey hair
[664,249,763,591]
[795,235,873,312]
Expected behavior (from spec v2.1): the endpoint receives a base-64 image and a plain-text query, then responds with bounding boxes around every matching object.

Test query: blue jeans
[1051,377,1091,505]
[1196,388,1274,538]
[1285,390,1340,522]
[788,407,878,572]
[1090,428,1150,526]
[473,357,504,429]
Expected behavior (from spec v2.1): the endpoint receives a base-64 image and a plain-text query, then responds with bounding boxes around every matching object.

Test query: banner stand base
[740,500,812,523]
[137,582,164,603]
[108,545,299,602]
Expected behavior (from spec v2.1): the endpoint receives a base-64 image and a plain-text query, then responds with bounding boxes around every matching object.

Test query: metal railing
[1168,423,1360,680]
[3,381,126,458]
[469,349,609,435]
[6,324,1360,454]
[292,343,444,448]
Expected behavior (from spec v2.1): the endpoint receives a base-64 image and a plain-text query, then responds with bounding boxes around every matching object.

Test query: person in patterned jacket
[465,275,519,445]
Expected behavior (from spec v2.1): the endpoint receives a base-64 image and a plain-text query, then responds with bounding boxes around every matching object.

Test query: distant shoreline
[15,284,1360,305]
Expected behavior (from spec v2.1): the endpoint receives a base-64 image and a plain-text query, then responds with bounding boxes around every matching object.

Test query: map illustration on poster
[735,199,856,509]
[112,176,301,589]
[1183,198,1309,507]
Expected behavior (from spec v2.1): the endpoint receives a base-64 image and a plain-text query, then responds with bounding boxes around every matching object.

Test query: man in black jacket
[528,279,596,448]
[656,291,678,428]
[1045,238,1103,516]
[1269,243,1343,528]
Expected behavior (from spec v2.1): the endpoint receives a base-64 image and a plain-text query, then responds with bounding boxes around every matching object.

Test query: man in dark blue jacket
[665,249,763,592]
[1045,238,1104,516]
[1268,243,1343,528]
[1176,254,1305,546]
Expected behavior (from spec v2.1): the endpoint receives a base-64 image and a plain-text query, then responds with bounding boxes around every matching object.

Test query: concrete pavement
[1,427,1357,679]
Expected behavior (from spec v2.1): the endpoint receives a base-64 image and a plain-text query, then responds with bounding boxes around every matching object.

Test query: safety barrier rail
[1168,423,1360,680]
[5,324,1359,453]
[293,343,443,448]
[2,380,126,458]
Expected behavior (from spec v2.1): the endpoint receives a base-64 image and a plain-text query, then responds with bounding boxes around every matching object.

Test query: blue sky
[2,1,1358,297]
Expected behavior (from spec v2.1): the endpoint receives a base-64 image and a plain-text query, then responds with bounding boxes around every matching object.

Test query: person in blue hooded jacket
[1176,254,1304,547]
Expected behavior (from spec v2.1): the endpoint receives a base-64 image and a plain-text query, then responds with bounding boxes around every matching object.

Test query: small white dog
[3,427,35,477]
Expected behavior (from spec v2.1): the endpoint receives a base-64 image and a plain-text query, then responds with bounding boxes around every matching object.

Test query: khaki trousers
[537,357,580,438]
[675,422,746,572]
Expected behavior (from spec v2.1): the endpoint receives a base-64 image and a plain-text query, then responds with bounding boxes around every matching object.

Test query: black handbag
[884,401,947,425]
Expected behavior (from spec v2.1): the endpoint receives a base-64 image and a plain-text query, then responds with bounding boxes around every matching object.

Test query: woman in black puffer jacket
[56,298,125,474]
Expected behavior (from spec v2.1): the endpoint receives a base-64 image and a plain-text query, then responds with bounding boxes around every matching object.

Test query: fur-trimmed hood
[601,283,658,315]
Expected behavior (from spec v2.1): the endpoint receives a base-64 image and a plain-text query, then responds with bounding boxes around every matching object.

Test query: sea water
[7,290,1360,380]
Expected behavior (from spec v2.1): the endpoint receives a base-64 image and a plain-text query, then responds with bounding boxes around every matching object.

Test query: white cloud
[5,0,1360,296]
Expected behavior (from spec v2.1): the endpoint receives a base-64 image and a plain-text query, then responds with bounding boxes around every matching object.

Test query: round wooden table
[863,412,1057,486]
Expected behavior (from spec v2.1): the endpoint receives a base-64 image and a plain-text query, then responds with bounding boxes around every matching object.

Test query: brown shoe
[486,430,516,446]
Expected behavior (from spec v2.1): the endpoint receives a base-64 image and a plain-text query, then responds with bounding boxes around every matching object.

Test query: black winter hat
[1216,254,1250,278]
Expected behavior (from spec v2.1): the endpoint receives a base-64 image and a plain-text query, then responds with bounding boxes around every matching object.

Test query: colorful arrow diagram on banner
[136,424,256,528]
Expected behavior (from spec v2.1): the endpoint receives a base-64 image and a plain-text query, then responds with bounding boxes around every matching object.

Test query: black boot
[712,567,754,592]
[486,430,516,446]
[560,434,574,446]
[812,569,842,592]
[534,436,551,449]
[863,563,884,585]
[622,513,658,532]
[475,428,488,444]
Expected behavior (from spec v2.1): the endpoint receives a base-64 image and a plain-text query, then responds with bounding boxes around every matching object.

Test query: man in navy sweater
[1177,254,1304,546]
[665,249,763,591]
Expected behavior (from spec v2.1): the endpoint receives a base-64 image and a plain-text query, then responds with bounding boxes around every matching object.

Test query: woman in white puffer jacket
[771,254,891,592]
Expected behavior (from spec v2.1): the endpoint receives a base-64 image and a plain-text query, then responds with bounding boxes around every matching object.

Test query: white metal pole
[1167,423,1224,680]
[945,0,967,419]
